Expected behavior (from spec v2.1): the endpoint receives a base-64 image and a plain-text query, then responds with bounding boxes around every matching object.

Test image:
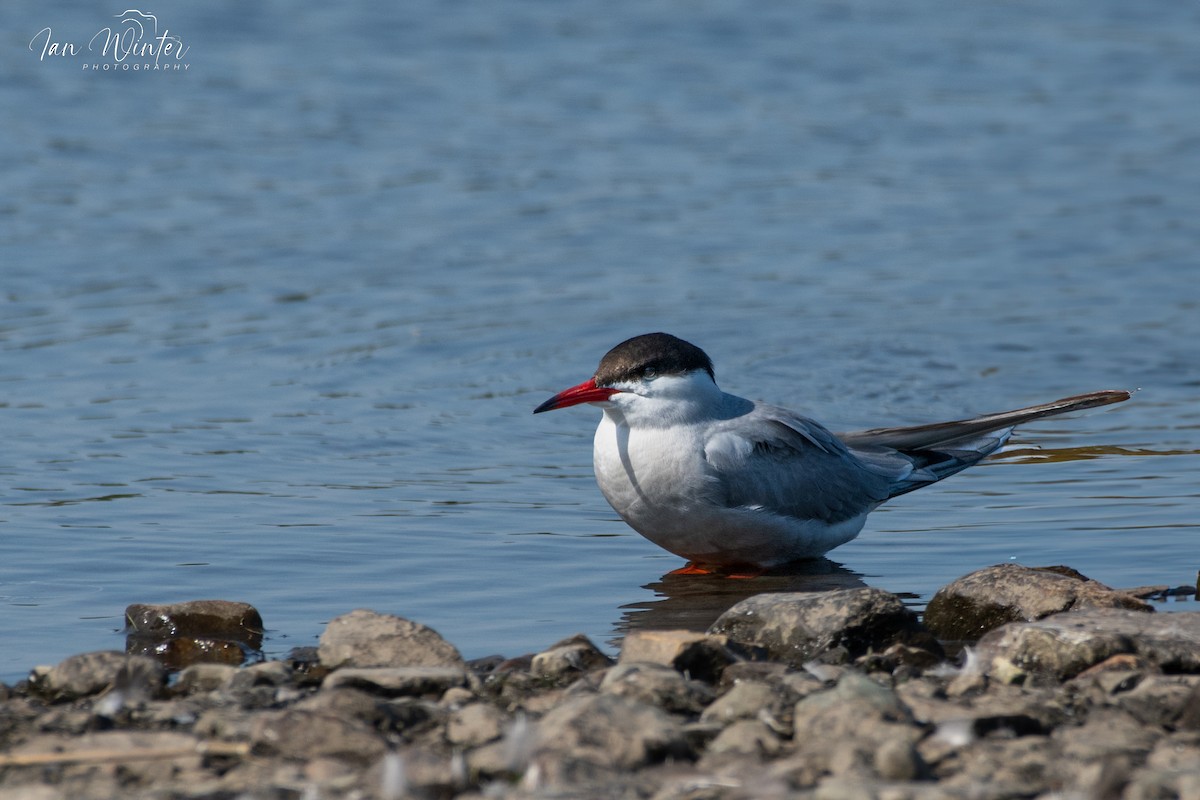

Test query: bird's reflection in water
[614,558,869,642]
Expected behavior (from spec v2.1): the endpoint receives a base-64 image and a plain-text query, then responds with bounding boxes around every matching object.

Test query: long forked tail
[841,390,1130,451]
[841,390,1131,499]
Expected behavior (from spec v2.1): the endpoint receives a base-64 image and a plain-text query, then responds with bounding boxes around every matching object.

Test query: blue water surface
[1,0,1197,682]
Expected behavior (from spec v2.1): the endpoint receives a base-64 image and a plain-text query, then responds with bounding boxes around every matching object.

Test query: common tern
[533,332,1129,570]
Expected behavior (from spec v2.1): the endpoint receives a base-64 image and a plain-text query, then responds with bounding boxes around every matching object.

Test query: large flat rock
[976,608,1200,682]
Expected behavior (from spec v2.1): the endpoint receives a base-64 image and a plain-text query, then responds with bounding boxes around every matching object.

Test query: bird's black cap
[594,332,715,387]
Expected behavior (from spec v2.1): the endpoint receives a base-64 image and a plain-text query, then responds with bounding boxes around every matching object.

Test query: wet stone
[924,563,1153,641]
[709,587,937,667]
[125,600,263,642]
[124,600,264,672]
[127,636,250,671]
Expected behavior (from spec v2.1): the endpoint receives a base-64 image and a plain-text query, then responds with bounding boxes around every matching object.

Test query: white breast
[590,407,869,567]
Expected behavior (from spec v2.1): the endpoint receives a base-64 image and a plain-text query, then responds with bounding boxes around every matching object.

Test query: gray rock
[2,730,204,797]
[872,737,924,781]
[600,661,714,715]
[296,685,437,737]
[793,671,915,739]
[1052,708,1159,762]
[702,719,782,759]
[924,563,1152,641]
[934,736,1061,797]
[530,633,614,680]
[317,609,465,669]
[28,651,165,703]
[700,680,777,726]
[446,702,506,747]
[10,571,1200,800]
[618,629,741,683]
[229,660,293,689]
[321,666,468,697]
[533,692,690,769]
[1114,674,1200,729]
[1126,769,1200,800]
[898,680,1062,744]
[174,662,238,694]
[1146,731,1200,770]
[709,588,936,667]
[440,685,476,707]
[248,708,387,763]
[974,608,1200,682]
[779,671,926,787]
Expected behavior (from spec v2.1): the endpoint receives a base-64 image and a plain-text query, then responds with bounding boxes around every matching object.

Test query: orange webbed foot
[667,562,715,576]
[667,562,765,579]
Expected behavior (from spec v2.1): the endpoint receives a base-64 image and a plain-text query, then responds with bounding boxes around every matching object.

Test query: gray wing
[702,405,896,524]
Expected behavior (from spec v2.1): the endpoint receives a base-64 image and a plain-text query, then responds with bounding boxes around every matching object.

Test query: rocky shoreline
[2,564,1198,799]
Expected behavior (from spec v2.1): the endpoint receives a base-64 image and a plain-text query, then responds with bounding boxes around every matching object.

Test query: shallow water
[2,0,1198,682]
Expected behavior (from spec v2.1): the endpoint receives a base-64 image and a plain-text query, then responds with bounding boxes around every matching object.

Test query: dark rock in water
[317,609,465,669]
[708,587,939,667]
[28,651,165,703]
[126,636,248,671]
[530,633,614,680]
[125,600,264,643]
[124,600,264,672]
[924,563,1152,642]
[975,608,1200,682]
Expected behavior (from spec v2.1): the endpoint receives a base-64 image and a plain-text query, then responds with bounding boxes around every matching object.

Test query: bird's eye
[642,366,657,380]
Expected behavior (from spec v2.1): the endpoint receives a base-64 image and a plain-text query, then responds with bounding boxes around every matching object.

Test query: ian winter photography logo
[29,9,191,72]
